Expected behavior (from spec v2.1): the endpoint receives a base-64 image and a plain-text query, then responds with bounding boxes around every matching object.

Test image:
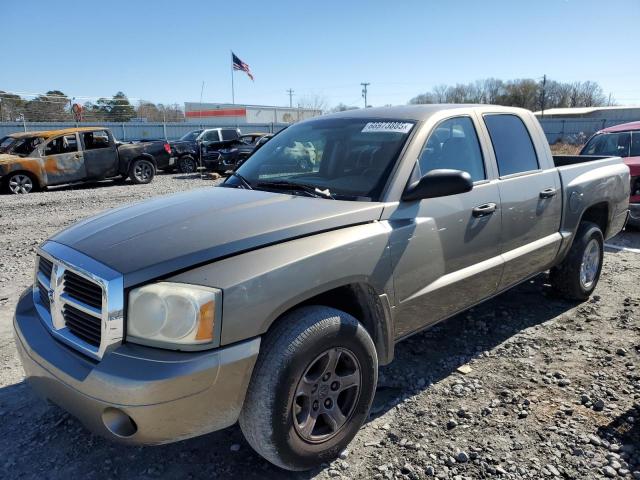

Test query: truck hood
[50,187,384,287]
[0,153,22,165]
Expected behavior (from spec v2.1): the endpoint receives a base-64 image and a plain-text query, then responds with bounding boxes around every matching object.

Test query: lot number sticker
[362,122,413,134]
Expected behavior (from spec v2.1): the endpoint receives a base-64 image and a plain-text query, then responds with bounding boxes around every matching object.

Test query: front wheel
[239,306,378,471]
[6,172,37,194]
[129,158,155,184]
[550,221,604,301]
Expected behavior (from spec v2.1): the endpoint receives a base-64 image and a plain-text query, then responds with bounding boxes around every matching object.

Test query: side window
[83,130,110,150]
[221,129,239,141]
[44,134,78,156]
[484,114,539,176]
[202,130,220,142]
[418,116,485,182]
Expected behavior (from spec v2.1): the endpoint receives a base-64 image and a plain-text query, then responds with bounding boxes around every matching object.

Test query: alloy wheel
[579,238,601,289]
[8,174,34,194]
[134,161,153,182]
[292,347,361,443]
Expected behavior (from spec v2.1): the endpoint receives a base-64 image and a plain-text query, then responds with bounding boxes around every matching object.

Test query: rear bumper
[14,289,260,445]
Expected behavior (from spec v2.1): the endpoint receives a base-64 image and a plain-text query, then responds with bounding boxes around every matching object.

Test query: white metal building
[534,106,640,121]
[184,102,322,125]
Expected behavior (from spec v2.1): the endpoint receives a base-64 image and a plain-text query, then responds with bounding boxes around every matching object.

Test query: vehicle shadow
[597,404,640,473]
[171,173,226,181]
[0,274,582,479]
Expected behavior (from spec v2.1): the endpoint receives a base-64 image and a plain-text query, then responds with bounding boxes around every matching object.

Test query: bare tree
[298,94,329,114]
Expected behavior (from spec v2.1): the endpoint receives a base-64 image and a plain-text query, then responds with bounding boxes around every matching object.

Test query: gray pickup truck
[14,105,630,470]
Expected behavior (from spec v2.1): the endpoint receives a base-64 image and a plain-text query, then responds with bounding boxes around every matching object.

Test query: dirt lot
[0,174,639,479]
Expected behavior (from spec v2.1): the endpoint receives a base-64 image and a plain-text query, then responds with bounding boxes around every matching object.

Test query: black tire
[550,221,604,301]
[177,155,197,173]
[128,158,155,184]
[5,172,38,194]
[239,306,378,471]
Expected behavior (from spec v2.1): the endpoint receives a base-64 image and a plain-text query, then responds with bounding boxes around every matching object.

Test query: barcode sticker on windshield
[362,122,413,134]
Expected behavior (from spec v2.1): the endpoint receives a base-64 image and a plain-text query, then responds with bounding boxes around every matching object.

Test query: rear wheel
[239,306,377,471]
[177,155,197,173]
[6,172,36,194]
[550,221,604,300]
[129,158,155,184]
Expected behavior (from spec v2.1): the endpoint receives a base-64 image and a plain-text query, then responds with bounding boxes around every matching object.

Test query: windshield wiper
[256,180,334,199]
[230,172,253,190]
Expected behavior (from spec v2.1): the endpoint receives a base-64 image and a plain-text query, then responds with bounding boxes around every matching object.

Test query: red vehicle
[581,121,640,227]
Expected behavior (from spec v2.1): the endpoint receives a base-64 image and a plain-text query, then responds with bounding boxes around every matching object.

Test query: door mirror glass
[402,168,473,201]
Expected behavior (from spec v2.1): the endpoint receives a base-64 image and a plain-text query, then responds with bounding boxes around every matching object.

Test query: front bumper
[14,289,260,445]
[629,203,640,227]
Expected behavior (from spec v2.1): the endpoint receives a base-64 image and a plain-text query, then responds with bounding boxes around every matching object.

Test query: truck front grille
[33,245,123,361]
[37,281,50,311]
[62,305,102,347]
[63,270,103,310]
[38,256,53,280]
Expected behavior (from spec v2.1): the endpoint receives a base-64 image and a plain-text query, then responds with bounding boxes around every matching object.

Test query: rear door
[41,133,86,185]
[81,130,118,178]
[480,113,562,289]
[390,115,503,337]
[200,129,222,156]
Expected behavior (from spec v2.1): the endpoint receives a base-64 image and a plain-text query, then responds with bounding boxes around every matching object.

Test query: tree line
[408,78,611,111]
[0,90,185,122]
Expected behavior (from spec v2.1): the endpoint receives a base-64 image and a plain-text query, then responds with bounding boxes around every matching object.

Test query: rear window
[582,132,632,157]
[484,114,539,176]
[221,129,239,141]
[83,130,110,150]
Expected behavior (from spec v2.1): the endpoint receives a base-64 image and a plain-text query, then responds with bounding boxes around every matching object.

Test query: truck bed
[552,154,613,167]
[553,154,629,244]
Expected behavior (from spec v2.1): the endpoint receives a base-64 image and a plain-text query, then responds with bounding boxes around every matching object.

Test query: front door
[81,130,118,178]
[41,133,86,185]
[480,113,563,289]
[389,115,503,338]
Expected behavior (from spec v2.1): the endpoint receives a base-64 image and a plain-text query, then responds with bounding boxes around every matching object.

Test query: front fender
[0,156,44,185]
[167,222,395,346]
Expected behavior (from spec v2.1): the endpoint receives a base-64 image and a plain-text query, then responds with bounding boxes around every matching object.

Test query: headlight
[127,282,221,350]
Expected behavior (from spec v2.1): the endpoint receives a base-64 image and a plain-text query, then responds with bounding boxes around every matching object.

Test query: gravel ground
[0,174,639,479]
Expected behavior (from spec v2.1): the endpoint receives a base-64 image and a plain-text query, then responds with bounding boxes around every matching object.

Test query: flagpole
[230,51,235,105]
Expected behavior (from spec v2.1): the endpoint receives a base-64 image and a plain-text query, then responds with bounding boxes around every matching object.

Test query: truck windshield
[581,132,631,158]
[179,130,202,141]
[0,136,44,156]
[225,118,415,201]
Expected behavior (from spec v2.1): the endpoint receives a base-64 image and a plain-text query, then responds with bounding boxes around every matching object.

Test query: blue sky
[1,0,639,108]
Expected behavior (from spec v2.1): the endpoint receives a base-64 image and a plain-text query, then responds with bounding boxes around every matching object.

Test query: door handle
[472,202,497,217]
[539,188,557,199]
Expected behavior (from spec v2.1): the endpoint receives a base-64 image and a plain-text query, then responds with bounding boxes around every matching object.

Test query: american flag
[232,52,254,81]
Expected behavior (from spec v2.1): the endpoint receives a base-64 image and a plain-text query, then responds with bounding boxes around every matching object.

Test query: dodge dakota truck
[14,105,630,470]
[0,127,172,193]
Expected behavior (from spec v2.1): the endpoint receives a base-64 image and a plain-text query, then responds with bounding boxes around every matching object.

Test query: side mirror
[402,169,473,201]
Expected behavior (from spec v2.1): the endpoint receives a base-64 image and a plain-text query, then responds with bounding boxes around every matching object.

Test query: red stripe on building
[185,108,247,118]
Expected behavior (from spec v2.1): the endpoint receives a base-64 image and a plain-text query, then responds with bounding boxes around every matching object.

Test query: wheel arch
[580,201,609,236]
[265,282,395,365]
[3,169,41,192]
